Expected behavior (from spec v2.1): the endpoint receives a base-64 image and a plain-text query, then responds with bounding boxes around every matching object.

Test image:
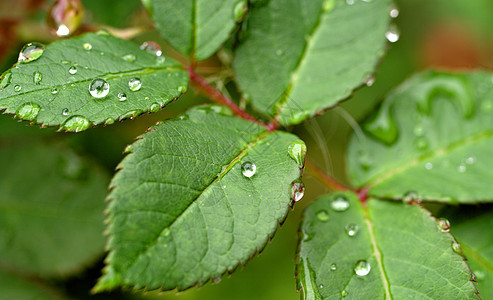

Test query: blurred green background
[1,0,493,299]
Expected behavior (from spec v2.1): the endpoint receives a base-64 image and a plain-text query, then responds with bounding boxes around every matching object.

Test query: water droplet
[330,263,337,271]
[365,75,375,86]
[156,56,166,65]
[389,5,399,18]
[89,78,110,98]
[62,108,69,116]
[386,24,400,43]
[68,66,77,75]
[241,161,256,178]
[330,195,350,212]
[403,191,420,203]
[14,85,21,92]
[33,71,42,85]
[47,0,83,37]
[18,42,45,63]
[345,224,359,237]
[346,0,355,5]
[56,24,70,36]
[124,144,133,153]
[178,86,187,93]
[474,270,485,281]
[117,92,127,101]
[128,78,142,91]
[61,115,91,132]
[233,0,248,22]
[341,290,348,297]
[122,54,136,62]
[323,0,335,12]
[465,157,475,165]
[288,140,307,167]
[150,103,160,113]
[0,72,12,89]
[451,241,464,256]
[437,218,450,232]
[96,30,110,36]
[317,210,329,222]
[16,103,41,121]
[104,118,115,125]
[140,41,162,56]
[120,110,142,120]
[354,260,371,276]
[318,284,324,289]
[83,43,92,50]
[291,180,305,202]
[425,162,433,170]
[458,164,467,173]
[177,114,189,121]
[51,87,59,94]
[414,137,429,150]
[275,49,284,56]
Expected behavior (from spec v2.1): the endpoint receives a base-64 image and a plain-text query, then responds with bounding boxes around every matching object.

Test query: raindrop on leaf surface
[386,24,400,43]
[89,78,110,98]
[291,180,305,202]
[18,42,45,63]
[330,263,337,271]
[14,85,21,92]
[68,66,77,75]
[83,43,92,50]
[33,71,42,85]
[345,224,359,237]
[128,78,142,91]
[330,195,350,212]
[117,92,127,101]
[140,41,162,56]
[288,140,307,167]
[16,103,41,121]
[354,260,371,276]
[241,162,256,178]
[61,115,90,132]
[122,54,136,62]
[0,72,12,89]
[316,210,329,222]
[436,218,450,232]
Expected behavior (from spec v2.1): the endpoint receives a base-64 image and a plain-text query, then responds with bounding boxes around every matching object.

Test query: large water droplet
[233,0,248,22]
[150,103,161,113]
[14,85,22,92]
[104,117,115,126]
[33,71,42,85]
[122,54,136,63]
[61,115,91,132]
[317,210,329,222]
[83,43,92,50]
[389,5,399,18]
[330,195,350,212]
[288,140,307,167]
[354,260,371,276]
[241,161,256,178]
[128,78,142,91]
[424,162,433,170]
[291,180,305,202]
[341,290,348,297]
[18,42,45,63]
[118,92,127,101]
[345,224,359,237]
[68,66,78,75]
[385,24,400,43]
[437,218,450,233]
[451,241,464,256]
[62,108,69,116]
[140,41,162,56]
[89,78,110,98]
[16,103,41,121]
[0,72,12,89]
[330,263,337,271]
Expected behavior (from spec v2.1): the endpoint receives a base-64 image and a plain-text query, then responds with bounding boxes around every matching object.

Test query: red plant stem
[187,66,273,131]
[305,159,352,192]
[357,186,370,204]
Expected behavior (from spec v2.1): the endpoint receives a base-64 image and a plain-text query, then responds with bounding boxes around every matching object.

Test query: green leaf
[440,206,493,299]
[0,143,109,276]
[0,33,188,132]
[347,71,493,203]
[296,192,478,299]
[148,0,239,61]
[95,105,305,292]
[0,269,65,300]
[83,0,142,28]
[234,0,391,125]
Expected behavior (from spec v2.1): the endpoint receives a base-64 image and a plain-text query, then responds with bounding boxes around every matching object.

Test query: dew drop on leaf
[89,78,110,98]
[354,260,371,276]
[120,110,143,120]
[365,74,375,86]
[122,54,136,63]
[414,136,429,150]
[150,103,160,113]
[389,5,399,18]
[16,103,41,121]
[62,108,69,116]
[451,241,464,256]
[330,195,350,212]
[330,263,337,271]
[424,162,433,170]
[233,0,248,22]
[68,66,78,75]
[288,139,307,167]
[18,42,45,63]
[178,86,187,94]
[385,24,400,43]
[403,191,419,203]
[33,71,42,85]
[345,224,359,237]
[83,43,92,50]
[124,144,133,153]
[96,30,110,36]
[0,72,12,89]
[474,270,485,281]
[241,162,256,178]
[14,85,21,92]
[61,115,91,132]
[140,41,162,56]
[318,284,324,289]
[436,218,450,232]
[458,164,467,173]
[51,87,59,95]
[104,118,115,125]
[465,156,475,165]
[316,210,329,222]
[128,78,142,91]
[291,180,305,202]
[117,92,127,102]
[341,290,348,297]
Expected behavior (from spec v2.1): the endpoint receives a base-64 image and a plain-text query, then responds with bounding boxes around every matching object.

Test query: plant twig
[305,158,352,192]
[187,66,274,131]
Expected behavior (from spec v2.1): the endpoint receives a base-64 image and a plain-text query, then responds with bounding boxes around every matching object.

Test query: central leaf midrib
[0,66,181,102]
[366,130,493,189]
[122,128,272,272]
